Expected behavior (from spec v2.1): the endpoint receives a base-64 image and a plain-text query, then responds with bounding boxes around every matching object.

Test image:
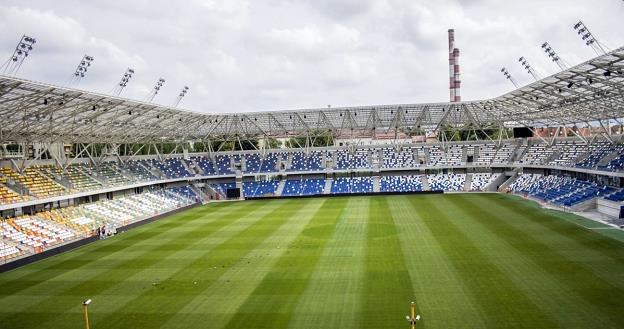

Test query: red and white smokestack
[448,29,461,102]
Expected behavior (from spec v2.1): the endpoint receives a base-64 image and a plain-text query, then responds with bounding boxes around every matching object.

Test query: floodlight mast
[69,54,95,86]
[173,86,189,107]
[573,20,607,55]
[541,42,569,71]
[500,67,519,88]
[146,77,165,102]
[112,68,135,96]
[518,56,542,81]
[1,35,36,76]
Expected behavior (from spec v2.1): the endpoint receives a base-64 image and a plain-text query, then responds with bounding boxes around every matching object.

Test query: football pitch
[1,193,623,329]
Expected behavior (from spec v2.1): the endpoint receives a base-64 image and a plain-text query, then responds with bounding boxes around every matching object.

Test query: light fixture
[173,86,190,107]
[572,21,606,55]
[146,78,166,102]
[112,68,135,96]
[1,35,36,76]
[70,54,95,85]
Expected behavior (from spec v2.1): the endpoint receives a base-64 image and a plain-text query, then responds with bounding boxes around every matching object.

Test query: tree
[264,137,281,149]
[286,130,334,148]
[437,124,511,142]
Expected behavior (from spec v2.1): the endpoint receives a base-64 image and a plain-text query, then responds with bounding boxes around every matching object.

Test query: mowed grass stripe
[0,207,203,286]
[361,196,416,329]
[412,195,558,328]
[499,194,624,287]
[2,195,624,329]
[0,203,243,286]
[441,194,618,328]
[0,203,250,300]
[159,198,328,329]
[389,196,489,328]
[462,194,624,328]
[0,207,214,302]
[491,194,624,267]
[287,197,370,329]
[0,201,264,327]
[94,199,312,329]
[220,197,348,329]
[491,194,624,265]
[84,200,292,300]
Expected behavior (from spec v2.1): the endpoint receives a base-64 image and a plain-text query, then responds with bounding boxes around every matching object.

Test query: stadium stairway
[464,173,473,191]
[229,156,237,172]
[40,169,72,191]
[370,150,380,169]
[485,173,506,192]
[373,175,380,192]
[323,179,332,194]
[180,159,194,176]
[574,148,594,166]
[111,163,136,183]
[473,146,480,163]
[43,168,72,192]
[240,156,247,172]
[144,161,166,179]
[422,148,430,164]
[0,172,30,197]
[498,169,520,191]
[568,195,597,211]
[276,180,286,196]
[186,158,203,176]
[421,175,430,190]
[135,161,156,179]
[202,184,223,200]
[510,143,527,163]
[545,150,561,164]
[190,185,209,202]
[597,149,621,167]
[79,166,107,186]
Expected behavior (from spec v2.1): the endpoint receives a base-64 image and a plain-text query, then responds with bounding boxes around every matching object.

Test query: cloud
[0,6,145,94]
[0,0,622,112]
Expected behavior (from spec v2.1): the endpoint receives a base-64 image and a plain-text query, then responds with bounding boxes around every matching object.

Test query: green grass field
[1,194,623,328]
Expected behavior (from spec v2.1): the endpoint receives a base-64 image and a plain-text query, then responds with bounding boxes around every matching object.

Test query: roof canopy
[1,47,623,144]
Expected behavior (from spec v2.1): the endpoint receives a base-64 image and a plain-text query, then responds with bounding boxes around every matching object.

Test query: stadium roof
[1,47,623,144]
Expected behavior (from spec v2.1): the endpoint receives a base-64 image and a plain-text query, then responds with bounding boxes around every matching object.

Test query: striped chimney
[448,29,461,102]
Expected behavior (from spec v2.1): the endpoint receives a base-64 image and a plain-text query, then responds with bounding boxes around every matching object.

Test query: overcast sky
[1,0,623,113]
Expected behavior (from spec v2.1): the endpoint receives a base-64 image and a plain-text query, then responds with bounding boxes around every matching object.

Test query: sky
[0,0,623,114]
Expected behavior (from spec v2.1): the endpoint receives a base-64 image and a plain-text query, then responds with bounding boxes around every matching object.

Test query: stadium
[1,2,624,329]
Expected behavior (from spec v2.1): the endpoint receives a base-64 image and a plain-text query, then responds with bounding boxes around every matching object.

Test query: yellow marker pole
[83,299,92,329]
[410,302,416,329]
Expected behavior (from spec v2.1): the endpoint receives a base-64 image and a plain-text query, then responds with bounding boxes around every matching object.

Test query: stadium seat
[380,175,423,192]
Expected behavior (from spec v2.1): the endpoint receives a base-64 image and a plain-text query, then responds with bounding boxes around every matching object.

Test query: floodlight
[572,21,606,55]
[2,35,36,75]
[70,54,95,85]
[146,78,166,101]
